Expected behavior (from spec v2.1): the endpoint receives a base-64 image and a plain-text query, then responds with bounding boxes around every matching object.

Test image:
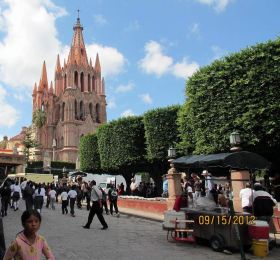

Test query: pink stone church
[32,16,107,163]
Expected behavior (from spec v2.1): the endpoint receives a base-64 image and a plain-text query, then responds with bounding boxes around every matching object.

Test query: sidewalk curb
[119,208,163,223]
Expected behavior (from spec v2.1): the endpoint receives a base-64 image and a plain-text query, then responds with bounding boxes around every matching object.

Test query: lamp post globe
[230,131,241,152]
[168,147,177,159]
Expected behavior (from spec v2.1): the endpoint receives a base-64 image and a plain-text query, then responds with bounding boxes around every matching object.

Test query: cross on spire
[77,9,80,19]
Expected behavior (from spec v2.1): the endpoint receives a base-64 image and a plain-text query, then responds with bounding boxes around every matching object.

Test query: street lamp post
[52,138,56,161]
[166,147,182,209]
[229,131,241,152]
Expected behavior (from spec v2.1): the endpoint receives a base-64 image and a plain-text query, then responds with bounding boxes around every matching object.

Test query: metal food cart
[181,207,251,251]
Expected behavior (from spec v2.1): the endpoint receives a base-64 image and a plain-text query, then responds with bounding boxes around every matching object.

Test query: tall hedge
[143,105,181,161]
[79,134,100,172]
[96,116,146,172]
[178,38,280,155]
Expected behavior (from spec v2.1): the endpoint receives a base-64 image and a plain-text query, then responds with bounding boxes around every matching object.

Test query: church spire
[67,11,89,66]
[95,53,101,74]
[55,54,62,73]
[39,61,48,91]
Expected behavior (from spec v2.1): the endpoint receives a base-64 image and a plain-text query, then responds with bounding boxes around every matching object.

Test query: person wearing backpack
[108,184,119,217]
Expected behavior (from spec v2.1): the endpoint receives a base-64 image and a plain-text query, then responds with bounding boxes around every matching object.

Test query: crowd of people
[172,170,279,224]
[0,175,123,219]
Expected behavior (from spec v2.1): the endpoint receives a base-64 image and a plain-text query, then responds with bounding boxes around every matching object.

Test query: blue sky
[0,0,280,139]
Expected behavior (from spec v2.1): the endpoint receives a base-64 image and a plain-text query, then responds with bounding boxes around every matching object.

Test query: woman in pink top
[4,209,54,260]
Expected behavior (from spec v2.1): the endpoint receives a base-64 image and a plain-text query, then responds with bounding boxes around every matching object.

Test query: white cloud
[139,40,199,79]
[115,82,134,93]
[0,0,126,93]
[0,0,67,89]
[173,58,199,78]
[86,44,126,78]
[190,23,200,34]
[187,23,201,39]
[0,85,20,127]
[124,20,140,32]
[93,14,108,25]
[195,0,233,13]
[139,41,173,77]
[139,93,153,105]
[211,45,228,60]
[13,93,27,103]
[107,98,116,109]
[121,109,135,117]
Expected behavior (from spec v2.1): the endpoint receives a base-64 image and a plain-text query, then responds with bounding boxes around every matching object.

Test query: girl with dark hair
[3,210,54,259]
[34,184,46,213]
[12,181,21,211]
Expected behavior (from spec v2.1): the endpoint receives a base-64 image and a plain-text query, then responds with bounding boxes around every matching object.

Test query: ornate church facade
[32,16,107,163]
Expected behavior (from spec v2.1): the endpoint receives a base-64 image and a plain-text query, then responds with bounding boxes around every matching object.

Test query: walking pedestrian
[68,185,77,217]
[99,187,109,214]
[3,210,54,260]
[0,181,11,217]
[83,180,108,230]
[49,185,57,210]
[24,181,34,211]
[60,188,68,214]
[34,184,45,214]
[12,181,21,211]
[108,184,119,217]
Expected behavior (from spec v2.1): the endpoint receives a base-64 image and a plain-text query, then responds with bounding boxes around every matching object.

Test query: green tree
[79,134,101,172]
[143,105,181,192]
[22,127,39,164]
[96,116,147,190]
[32,109,47,128]
[178,38,280,163]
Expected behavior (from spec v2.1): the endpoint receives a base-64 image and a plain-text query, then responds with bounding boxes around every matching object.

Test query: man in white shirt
[83,180,108,230]
[60,188,69,214]
[49,185,57,210]
[130,178,138,196]
[239,183,253,213]
[68,185,77,217]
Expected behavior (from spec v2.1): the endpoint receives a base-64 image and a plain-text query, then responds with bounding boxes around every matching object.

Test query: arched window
[89,103,93,119]
[80,72,84,92]
[92,76,95,92]
[74,71,78,88]
[61,136,64,148]
[64,74,67,90]
[80,101,84,120]
[74,100,78,119]
[56,104,60,122]
[96,103,100,123]
[62,102,65,121]
[88,74,91,92]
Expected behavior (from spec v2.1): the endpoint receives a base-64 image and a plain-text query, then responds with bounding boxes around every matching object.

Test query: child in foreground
[4,209,55,260]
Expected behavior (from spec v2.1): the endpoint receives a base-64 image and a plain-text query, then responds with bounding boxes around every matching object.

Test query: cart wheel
[210,235,225,252]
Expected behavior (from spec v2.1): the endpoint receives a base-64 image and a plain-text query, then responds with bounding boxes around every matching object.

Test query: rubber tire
[210,235,225,252]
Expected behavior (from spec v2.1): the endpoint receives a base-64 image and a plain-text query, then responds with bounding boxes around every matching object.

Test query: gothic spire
[67,13,89,66]
[95,53,101,74]
[39,61,48,91]
[55,54,62,73]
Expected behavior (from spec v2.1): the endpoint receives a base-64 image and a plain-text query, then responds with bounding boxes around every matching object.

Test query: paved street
[2,200,279,260]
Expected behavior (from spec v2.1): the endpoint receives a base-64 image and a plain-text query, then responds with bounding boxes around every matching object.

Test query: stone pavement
[2,200,279,260]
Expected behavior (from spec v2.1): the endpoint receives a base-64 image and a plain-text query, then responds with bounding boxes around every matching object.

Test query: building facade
[32,16,107,163]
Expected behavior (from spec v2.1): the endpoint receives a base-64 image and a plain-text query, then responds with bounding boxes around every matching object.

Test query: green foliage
[143,105,181,161]
[26,161,43,173]
[22,127,39,163]
[79,134,101,172]
[179,38,280,155]
[96,116,146,172]
[32,109,47,128]
[50,161,75,170]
